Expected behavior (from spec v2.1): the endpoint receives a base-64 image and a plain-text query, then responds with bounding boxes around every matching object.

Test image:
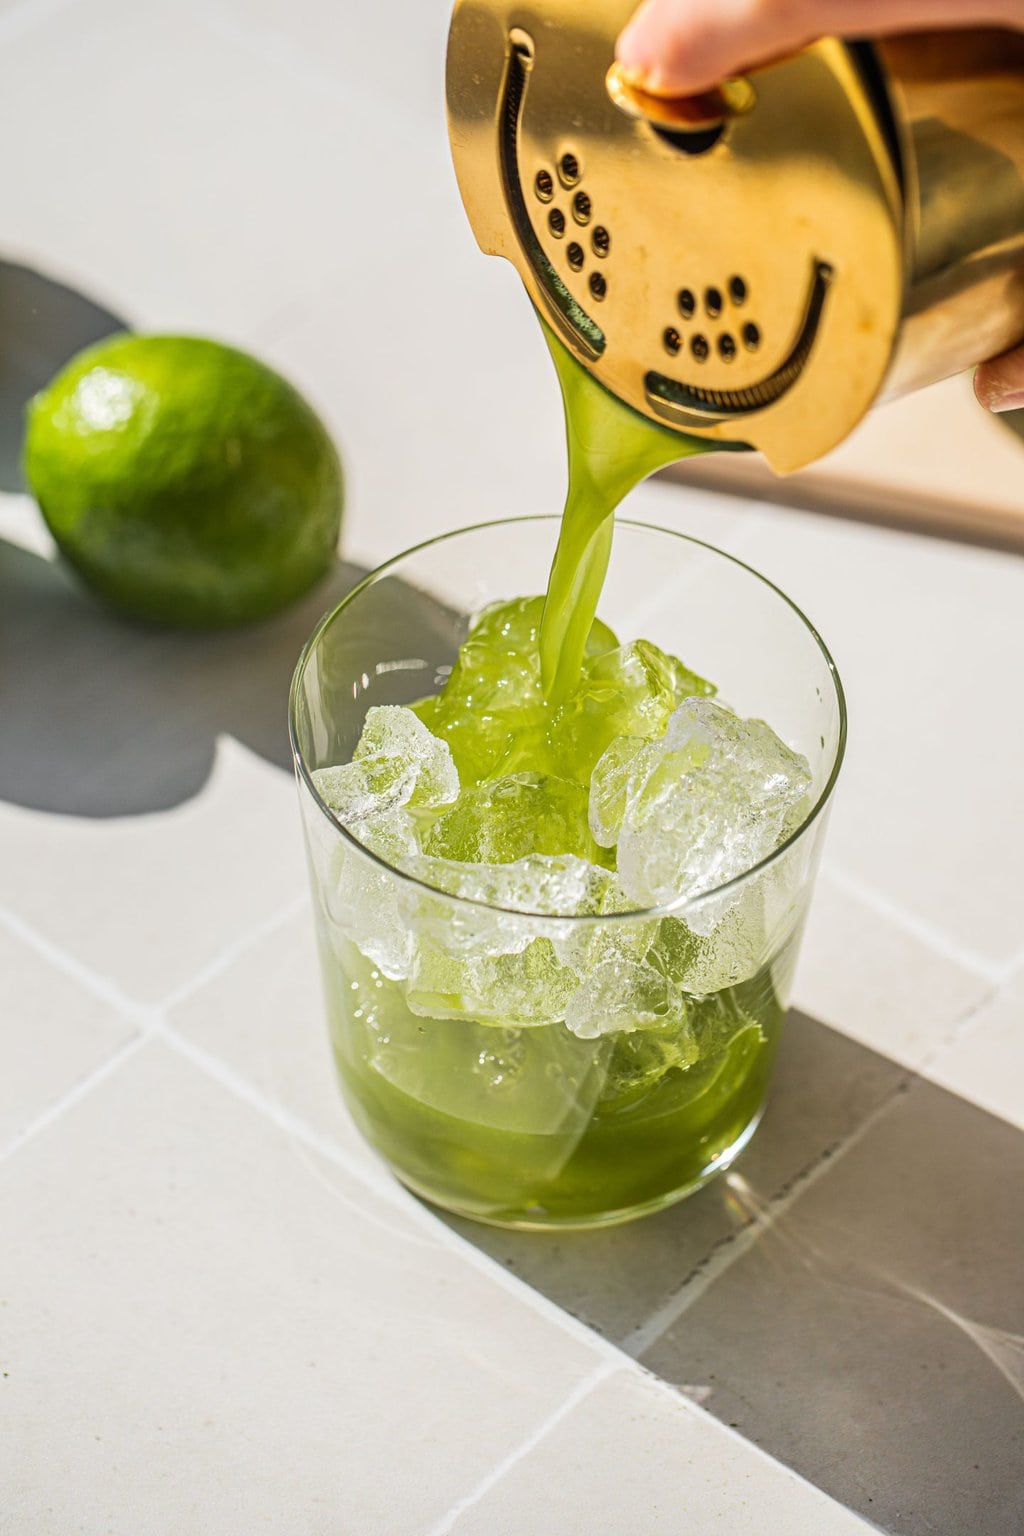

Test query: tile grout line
[6,870,1017,1309]
[0,987,852,1536]
[622,1361,891,1534]
[620,1074,913,1359]
[0,1030,153,1166]
[155,1017,634,1366]
[0,906,151,1026]
[620,923,1023,1359]
[0,902,636,1365]
[998,939,1024,986]
[0,894,310,1166]
[423,1210,634,1367]
[8,841,1017,1405]
[913,963,1018,1083]
[420,1359,622,1536]
[157,891,309,1013]
[0,888,309,1026]
[8,874,1015,1376]
[154,1020,402,1203]
[820,860,1008,985]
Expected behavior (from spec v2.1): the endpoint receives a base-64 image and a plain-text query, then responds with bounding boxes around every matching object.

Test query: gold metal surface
[446,3,1024,472]
[604,63,756,130]
[880,30,1024,400]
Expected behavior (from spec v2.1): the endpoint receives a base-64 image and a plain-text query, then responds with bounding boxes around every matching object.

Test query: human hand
[615,0,1024,412]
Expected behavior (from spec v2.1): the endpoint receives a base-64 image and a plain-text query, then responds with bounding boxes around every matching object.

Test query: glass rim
[288,514,848,926]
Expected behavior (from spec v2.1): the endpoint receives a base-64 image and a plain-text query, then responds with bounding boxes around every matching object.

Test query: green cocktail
[290,512,845,1228]
[323,939,784,1226]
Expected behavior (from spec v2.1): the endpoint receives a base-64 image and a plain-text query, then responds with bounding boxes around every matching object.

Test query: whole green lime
[23,334,344,626]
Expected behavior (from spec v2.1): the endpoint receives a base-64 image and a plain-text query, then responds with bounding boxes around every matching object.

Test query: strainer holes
[742,322,761,350]
[548,208,566,238]
[663,327,682,356]
[678,289,696,319]
[567,241,584,271]
[718,333,737,361]
[589,272,607,300]
[572,191,592,225]
[691,334,709,361]
[534,169,554,202]
[705,286,723,318]
[559,152,580,186]
[592,226,610,258]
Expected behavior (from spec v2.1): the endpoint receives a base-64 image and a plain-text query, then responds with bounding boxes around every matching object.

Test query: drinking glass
[289,517,845,1229]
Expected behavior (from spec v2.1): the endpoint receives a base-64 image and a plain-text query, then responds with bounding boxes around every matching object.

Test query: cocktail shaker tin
[446,3,1024,470]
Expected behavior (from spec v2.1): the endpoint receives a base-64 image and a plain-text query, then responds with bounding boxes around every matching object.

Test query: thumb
[974,344,1024,413]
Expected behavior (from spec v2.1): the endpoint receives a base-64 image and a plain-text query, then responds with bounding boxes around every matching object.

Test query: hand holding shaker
[446,4,1024,469]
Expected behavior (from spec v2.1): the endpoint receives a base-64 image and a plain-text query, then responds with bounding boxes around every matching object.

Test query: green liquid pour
[537,323,721,702]
[313,321,780,1231]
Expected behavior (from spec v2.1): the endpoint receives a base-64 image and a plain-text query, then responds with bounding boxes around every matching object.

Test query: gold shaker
[445,2,1024,471]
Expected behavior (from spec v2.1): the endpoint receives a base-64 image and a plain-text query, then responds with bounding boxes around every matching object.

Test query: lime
[23,333,343,626]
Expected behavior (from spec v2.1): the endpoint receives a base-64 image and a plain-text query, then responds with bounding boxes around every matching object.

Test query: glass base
[393,1103,765,1232]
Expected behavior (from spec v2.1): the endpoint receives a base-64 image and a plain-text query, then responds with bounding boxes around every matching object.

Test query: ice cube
[409,850,607,915]
[312,758,414,826]
[355,704,460,809]
[551,638,714,780]
[401,851,605,962]
[615,698,812,909]
[320,809,421,981]
[425,772,599,864]
[554,868,659,975]
[403,851,655,990]
[652,904,766,996]
[400,852,626,1035]
[689,989,766,1062]
[563,956,685,1040]
[312,704,458,827]
[406,936,580,1029]
[600,1019,699,1106]
[588,736,647,848]
[343,942,609,1142]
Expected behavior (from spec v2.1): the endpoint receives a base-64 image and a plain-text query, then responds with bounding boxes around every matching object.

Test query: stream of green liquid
[320,325,780,1229]
[536,322,720,702]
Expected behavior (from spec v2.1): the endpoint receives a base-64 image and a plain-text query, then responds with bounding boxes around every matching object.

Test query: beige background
[670,372,1024,550]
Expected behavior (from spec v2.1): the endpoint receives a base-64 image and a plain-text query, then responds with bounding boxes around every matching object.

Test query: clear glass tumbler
[289,518,846,1229]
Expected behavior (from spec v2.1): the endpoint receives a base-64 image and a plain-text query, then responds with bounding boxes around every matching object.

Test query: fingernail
[990,393,1024,413]
[616,59,650,90]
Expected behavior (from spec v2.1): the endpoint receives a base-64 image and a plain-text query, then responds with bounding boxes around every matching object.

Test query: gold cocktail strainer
[446,3,1024,471]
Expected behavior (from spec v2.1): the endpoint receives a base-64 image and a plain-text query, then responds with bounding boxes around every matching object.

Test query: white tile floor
[0,918,134,1150]
[445,1370,876,1536]
[927,970,1024,1132]
[2,1,1022,1532]
[0,737,309,1008]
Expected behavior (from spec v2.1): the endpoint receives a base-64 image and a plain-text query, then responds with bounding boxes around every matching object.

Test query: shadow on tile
[647,1071,1024,1536]
[0,538,464,817]
[0,264,470,818]
[446,1013,1024,1536]
[444,1012,907,1344]
[0,259,128,491]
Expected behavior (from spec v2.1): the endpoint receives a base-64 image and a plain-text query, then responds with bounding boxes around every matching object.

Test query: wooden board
[663,372,1024,552]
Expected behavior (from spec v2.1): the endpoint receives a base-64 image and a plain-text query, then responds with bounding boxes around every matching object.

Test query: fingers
[615,0,1024,98]
[975,345,1024,413]
[615,0,799,97]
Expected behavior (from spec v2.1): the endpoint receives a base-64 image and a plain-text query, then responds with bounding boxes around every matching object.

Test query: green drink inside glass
[290,505,845,1228]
